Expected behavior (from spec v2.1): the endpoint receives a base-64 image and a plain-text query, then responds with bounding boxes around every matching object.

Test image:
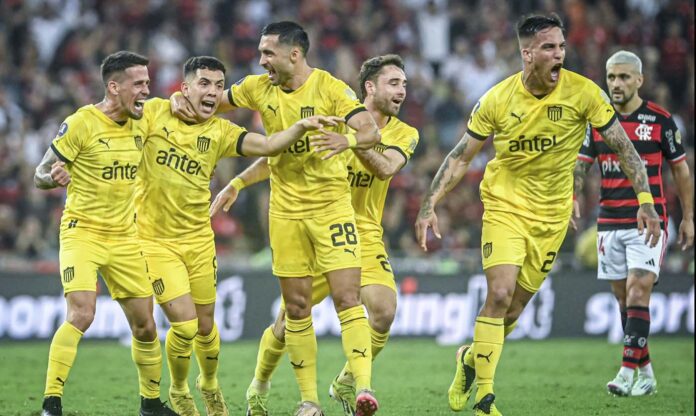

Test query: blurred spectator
[0,0,692,273]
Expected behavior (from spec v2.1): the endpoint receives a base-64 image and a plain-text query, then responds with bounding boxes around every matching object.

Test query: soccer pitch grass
[1,337,693,415]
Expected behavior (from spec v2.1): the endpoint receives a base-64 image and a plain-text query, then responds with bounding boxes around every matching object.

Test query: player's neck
[366,104,389,129]
[614,96,643,116]
[281,64,314,91]
[521,69,555,97]
[96,98,128,123]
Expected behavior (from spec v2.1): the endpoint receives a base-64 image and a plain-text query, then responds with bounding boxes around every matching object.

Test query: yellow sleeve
[389,126,420,163]
[51,113,87,163]
[328,77,365,121]
[584,80,616,131]
[219,120,248,158]
[466,90,496,140]
[228,75,258,111]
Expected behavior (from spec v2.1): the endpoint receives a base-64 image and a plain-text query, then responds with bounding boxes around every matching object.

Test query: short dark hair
[516,13,565,43]
[358,54,405,100]
[183,56,226,79]
[101,51,149,84]
[261,21,310,55]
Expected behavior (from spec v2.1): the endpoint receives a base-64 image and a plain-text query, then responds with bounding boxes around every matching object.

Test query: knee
[626,287,650,306]
[197,319,214,337]
[284,300,311,320]
[131,317,157,341]
[332,292,361,312]
[487,286,514,309]
[68,308,95,332]
[369,306,396,333]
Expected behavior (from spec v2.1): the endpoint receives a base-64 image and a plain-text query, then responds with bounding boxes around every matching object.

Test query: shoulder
[391,117,419,138]
[235,73,269,89]
[644,100,673,119]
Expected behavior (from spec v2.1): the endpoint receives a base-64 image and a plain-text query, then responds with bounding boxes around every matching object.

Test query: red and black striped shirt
[578,100,686,231]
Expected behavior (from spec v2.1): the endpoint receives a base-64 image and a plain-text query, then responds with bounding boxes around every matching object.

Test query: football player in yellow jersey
[33,51,177,416]
[414,14,661,416]
[137,56,341,416]
[209,54,417,416]
[173,21,381,416]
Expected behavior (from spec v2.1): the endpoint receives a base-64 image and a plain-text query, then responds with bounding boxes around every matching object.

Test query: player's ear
[636,73,644,89]
[181,81,190,98]
[289,46,300,63]
[107,80,119,96]
[365,80,376,96]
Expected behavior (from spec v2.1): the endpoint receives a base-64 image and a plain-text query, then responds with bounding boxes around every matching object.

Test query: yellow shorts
[139,237,217,305]
[481,210,568,293]
[280,238,395,309]
[59,229,152,299]
[269,209,361,277]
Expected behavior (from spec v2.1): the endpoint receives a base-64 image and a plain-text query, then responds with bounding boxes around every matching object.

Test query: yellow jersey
[51,105,148,235]
[467,68,616,222]
[347,117,419,242]
[135,98,247,240]
[229,69,365,218]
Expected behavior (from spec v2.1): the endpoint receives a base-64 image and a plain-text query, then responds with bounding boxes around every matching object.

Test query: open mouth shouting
[550,63,562,82]
[201,98,217,114]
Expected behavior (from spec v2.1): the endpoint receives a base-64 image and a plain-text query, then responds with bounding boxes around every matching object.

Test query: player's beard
[375,94,401,117]
[611,90,633,105]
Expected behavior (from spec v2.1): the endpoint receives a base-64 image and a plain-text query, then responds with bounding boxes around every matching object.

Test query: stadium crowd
[0,0,693,272]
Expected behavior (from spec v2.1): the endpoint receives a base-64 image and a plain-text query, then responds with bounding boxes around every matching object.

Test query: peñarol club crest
[482,242,493,259]
[300,106,314,118]
[197,136,211,153]
[63,266,74,283]
[152,278,165,296]
[133,135,143,150]
[547,105,562,122]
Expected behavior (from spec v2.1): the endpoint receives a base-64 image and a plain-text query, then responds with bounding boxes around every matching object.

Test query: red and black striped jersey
[578,100,686,231]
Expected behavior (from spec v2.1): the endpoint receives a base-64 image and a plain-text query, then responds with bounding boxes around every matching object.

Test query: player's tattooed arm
[573,159,593,195]
[354,147,406,180]
[34,147,70,189]
[415,133,485,250]
[599,119,650,195]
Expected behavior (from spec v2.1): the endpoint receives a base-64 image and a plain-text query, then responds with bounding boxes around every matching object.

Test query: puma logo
[352,348,367,358]
[510,112,523,123]
[98,138,111,148]
[56,377,65,386]
[290,360,304,369]
[150,379,161,386]
[163,126,173,139]
[476,351,493,363]
[344,247,357,257]
[206,354,219,361]
[267,104,278,116]
[176,355,191,360]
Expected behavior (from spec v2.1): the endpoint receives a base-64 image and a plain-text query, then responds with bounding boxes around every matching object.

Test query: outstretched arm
[311,111,381,159]
[241,115,344,156]
[210,158,270,216]
[34,147,70,189]
[598,118,661,245]
[414,132,486,251]
[669,160,694,250]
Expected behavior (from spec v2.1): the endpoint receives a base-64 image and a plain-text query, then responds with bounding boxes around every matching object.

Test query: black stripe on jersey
[600,204,665,218]
[227,88,236,107]
[386,145,409,166]
[595,141,663,154]
[236,131,248,157]
[601,165,662,179]
[601,184,663,200]
[51,144,72,163]
[595,113,617,132]
[344,106,367,123]
[466,128,488,141]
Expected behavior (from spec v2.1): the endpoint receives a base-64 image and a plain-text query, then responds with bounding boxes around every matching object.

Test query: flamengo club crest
[300,106,314,118]
[547,105,562,122]
[197,136,211,153]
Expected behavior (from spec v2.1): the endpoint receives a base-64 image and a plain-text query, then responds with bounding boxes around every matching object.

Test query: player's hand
[414,207,441,252]
[296,116,343,132]
[569,198,581,231]
[677,217,694,251]
[310,129,352,160]
[210,183,239,216]
[636,203,661,247]
[170,92,198,123]
[50,161,70,187]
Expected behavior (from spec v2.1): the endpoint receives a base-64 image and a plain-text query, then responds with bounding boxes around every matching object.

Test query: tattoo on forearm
[419,138,469,217]
[601,121,650,194]
[34,148,59,189]
[573,160,592,194]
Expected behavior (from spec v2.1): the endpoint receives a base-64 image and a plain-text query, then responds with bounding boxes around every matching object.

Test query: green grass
[1,337,693,415]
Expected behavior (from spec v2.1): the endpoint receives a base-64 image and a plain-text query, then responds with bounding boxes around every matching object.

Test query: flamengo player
[574,50,693,397]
